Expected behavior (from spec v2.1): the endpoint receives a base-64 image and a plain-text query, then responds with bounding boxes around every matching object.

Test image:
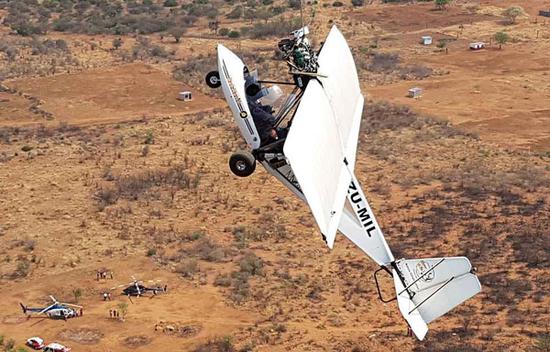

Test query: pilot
[244,76,286,146]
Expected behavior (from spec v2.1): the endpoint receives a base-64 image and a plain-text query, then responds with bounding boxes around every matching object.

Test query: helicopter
[111,276,167,298]
[20,295,82,320]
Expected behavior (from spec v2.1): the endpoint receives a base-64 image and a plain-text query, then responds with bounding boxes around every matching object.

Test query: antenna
[300,0,304,28]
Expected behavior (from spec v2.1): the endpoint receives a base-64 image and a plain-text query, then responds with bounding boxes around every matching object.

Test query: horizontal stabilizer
[393,257,481,340]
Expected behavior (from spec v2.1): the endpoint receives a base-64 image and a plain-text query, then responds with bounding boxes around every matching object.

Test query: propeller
[62,302,83,309]
[39,303,56,315]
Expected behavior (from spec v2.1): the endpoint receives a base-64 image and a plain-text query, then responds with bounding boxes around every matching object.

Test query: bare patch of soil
[58,327,104,345]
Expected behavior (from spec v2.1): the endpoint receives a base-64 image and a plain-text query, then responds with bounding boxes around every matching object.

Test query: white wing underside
[283,26,364,247]
[283,80,350,247]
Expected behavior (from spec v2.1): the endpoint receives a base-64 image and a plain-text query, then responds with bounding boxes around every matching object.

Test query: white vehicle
[205,26,481,340]
[25,337,45,350]
[43,342,71,352]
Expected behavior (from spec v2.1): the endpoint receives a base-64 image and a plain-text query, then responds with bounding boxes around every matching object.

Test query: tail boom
[337,170,481,340]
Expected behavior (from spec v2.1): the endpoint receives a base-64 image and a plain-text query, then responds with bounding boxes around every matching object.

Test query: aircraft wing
[317,26,364,170]
[283,79,351,248]
[283,26,364,247]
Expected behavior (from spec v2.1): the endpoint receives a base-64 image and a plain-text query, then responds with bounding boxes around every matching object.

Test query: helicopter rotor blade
[49,295,57,303]
[39,303,56,314]
[61,302,83,309]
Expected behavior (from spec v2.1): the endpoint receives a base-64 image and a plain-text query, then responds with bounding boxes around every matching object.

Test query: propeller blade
[39,303,55,314]
[61,303,83,308]
[49,295,57,303]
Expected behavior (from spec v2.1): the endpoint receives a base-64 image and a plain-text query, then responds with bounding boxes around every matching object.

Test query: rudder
[392,257,481,340]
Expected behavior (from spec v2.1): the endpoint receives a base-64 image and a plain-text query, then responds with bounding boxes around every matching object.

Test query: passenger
[244,76,287,147]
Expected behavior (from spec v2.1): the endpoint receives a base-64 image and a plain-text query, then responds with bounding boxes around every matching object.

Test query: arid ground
[0,0,548,351]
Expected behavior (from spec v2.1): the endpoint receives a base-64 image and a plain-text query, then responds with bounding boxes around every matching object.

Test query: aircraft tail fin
[20,303,27,314]
[378,257,481,340]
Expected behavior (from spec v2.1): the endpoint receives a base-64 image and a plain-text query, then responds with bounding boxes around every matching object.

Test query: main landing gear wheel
[205,71,221,88]
[229,151,256,177]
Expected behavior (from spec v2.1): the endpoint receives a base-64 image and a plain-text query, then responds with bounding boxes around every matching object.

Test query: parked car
[43,342,71,352]
[25,337,45,350]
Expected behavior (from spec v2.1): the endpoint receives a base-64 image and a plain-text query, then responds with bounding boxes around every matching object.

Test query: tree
[494,31,509,49]
[73,288,82,303]
[502,6,524,24]
[435,0,450,10]
[169,27,186,43]
[117,302,128,321]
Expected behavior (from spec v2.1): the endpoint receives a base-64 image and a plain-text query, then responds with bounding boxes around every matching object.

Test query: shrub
[351,0,364,6]
[113,37,123,49]
[164,0,178,7]
[239,252,263,276]
[332,1,344,6]
[146,248,157,256]
[214,273,232,287]
[399,64,433,79]
[194,336,235,352]
[531,331,550,352]
[227,5,243,19]
[175,259,199,277]
[13,258,31,278]
[368,52,400,72]
[288,0,301,9]
[228,30,240,38]
[219,27,230,36]
[247,17,300,38]
[192,239,227,262]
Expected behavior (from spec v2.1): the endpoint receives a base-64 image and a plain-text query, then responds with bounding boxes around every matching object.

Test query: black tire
[205,70,221,88]
[229,151,256,177]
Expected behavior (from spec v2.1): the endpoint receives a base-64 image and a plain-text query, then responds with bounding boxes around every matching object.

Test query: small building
[408,87,423,98]
[421,36,432,45]
[539,10,550,17]
[178,91,192,101]
[469,42,486,50]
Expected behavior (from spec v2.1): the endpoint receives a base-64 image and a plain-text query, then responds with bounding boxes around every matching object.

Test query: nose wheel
[229,151,256,177]
[205,71,221,88]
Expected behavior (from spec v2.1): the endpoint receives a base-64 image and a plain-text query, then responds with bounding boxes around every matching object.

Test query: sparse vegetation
[0,1,548,351]
[502,6,525,25]
[194,336,235,352]
[72,288,82,303]
[117,302,128,321]
[94,163,200,208]
[494,31,510,49]
[434,0,450,10]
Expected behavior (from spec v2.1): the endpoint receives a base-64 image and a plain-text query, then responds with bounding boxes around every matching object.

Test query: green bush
[219,27,230,36]
[228,30,240,38]
[164,0,178,6]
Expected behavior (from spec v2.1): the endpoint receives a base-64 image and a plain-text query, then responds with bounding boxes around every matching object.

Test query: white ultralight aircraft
[205,25,481,340]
